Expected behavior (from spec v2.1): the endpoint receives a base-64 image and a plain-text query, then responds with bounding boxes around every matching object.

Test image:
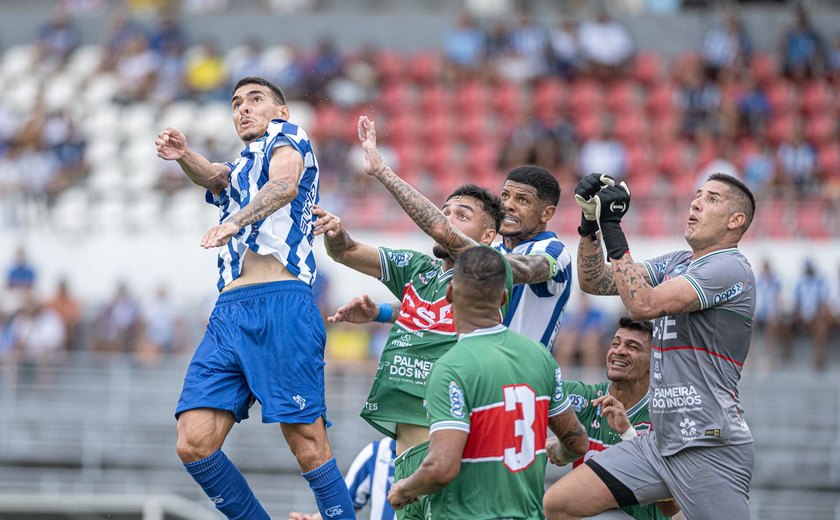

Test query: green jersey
[426,326,570,519]
[565,380,668,520]
[361,247,512,438]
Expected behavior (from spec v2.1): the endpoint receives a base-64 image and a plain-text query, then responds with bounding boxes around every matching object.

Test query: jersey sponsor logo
[418,269,437,284]
[569,393,587,413]
[553,368,565,402]
[462,384,549,473]
[364,401,378,411]
[679,416,697,441]
[390,354,433,381]
[654,259,669,274]
[387,251,414,267]
[449,381,465,418]
[651,384,703,413]
[396,283,455,334]
[713,281,744,305]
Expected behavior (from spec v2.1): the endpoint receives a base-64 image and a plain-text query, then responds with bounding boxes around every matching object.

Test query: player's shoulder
[267,118,308,141]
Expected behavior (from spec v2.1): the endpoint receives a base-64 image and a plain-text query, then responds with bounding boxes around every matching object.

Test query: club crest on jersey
[449,381,465,418]
[387,251,414,267]
[418,269,436,284]
[654,259,669,274]
[713,282,744,305]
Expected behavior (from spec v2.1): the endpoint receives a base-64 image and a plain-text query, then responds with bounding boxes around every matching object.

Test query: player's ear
[500,288,508,307]
[278,104,290,120]
[541,204,556,224]
[446,281,454,304]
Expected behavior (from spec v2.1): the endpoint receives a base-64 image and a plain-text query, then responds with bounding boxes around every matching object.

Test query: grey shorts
[585,432,754,520]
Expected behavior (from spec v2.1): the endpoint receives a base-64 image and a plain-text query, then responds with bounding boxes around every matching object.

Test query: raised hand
[155,128,188,161]
[594,181,631,226]
[327,295,380,324]
[311,205,343,239]
[357,116,386,176]
[591,394,632,434]
[575,173,615,236]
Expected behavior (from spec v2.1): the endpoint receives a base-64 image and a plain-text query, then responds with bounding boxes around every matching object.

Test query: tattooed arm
[359,116,477,259]
[610,253,701,320]
[506,253,555,285]
[547,408,589,464]
[200,146,303,248]
[577,234,619,295]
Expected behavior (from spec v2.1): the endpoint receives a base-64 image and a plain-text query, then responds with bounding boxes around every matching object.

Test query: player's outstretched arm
[200,145,303,248]
[506,253,557,285]
[327,296,399,324]
[155,127,229,196]
[547,408,589,465]
[314,206,383,278]
[357,116,476,260]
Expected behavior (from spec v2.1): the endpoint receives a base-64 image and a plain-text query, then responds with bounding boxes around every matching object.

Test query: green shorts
[394,441,431,520]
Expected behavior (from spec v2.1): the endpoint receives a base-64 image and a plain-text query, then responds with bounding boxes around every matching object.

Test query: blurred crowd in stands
[3,246,840,378]
[1,2,840,377]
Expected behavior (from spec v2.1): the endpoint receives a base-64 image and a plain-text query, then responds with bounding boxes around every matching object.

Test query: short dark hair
[447,184,504,232]
[707,173,755,234]
[232,76,286,105]
[506,165,560,206]
[454,246,507,300]
[618,316,653,341]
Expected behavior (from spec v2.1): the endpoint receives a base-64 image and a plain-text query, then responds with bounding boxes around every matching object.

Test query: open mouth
[502,215,519,225]
[609,358,630,369]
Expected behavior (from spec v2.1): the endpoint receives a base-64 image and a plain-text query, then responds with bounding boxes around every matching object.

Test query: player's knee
[291,440,329,470]
[543,487,571,520]
[175,432,216,463]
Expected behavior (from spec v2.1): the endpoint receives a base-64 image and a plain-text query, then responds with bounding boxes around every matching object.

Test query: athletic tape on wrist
[531,252,559,278]
[375,303,393,323]
[620,425,637,441]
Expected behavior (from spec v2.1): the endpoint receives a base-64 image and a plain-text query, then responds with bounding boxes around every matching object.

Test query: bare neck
[455,311,502,336]
[609,378,649,411]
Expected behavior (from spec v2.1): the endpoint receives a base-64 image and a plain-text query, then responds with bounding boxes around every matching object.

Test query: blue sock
[183,450,270,520]
[302,458,356,519]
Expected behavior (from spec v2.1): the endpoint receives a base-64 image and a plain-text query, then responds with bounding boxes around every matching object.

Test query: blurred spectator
[702,12,752,79]
[136,286,183,366]
[548,16,580,80]
[676,60,721,137]
[9,298,66,386]
[7,247,37,291]
[780,5,825,81]
[114,34,158,103]
[736,75,771,136]
[554,294,608,370]
[499,106,555,172]
[443,12,487,80]
[304,38,344,103]
[46,278,82,351]
[185,40,228,101]
[91,283,142,355]
[742,134,778,195]
[226,39,267,85]
[577,117,628,180]
[152,39,187,103]
[508,11,550,79]
[827,33,840,81]
[696,137,741,187]
[786,259,832,370]
[35,8,80,70]
[485,20,513,62]
[754,260,784,371]
[577,6,634,79]
[101,9,145,71]
[777,124,817,194]
[148,13,187,55]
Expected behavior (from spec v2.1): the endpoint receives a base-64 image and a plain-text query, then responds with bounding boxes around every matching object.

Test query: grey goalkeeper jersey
[644,248,755,456]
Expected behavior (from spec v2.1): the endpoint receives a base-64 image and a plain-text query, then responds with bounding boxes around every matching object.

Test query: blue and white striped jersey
[345,437,396,520]
[206,119,320,291]
[495,231,572,351]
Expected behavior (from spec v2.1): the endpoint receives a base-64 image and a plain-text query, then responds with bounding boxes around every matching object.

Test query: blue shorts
[176,280,328,424]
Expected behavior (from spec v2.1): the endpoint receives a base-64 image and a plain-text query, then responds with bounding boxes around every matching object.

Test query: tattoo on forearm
[324,228,353,260]
[560,422,588,459]
[230,179,294,228]
[378,168,474,256]
[508,254,551,284]
[578,238,617,295]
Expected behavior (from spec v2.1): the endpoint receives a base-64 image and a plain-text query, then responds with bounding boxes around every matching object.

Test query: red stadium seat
[569,80,604,116]
[765,79,800,115]
[818,144,840,179]
[767,113,797,144]
[407,51,441,86]
[421,113,456,146]
[376,50,404,84]
[380,83,413,114]
[607,80,641,115]
[646,82,677,117]
[419,84,454,115]
[750,52,779,86]
[458,113,494,145]
[805,114,836,145]
[795,200,829,239]
[614,111,649,146]
[633,52,663,86]
[492,81,525,119]
[575,112,603,141]
[455,80,489,116]
[802,80,835,115]
[386,113,419,147]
